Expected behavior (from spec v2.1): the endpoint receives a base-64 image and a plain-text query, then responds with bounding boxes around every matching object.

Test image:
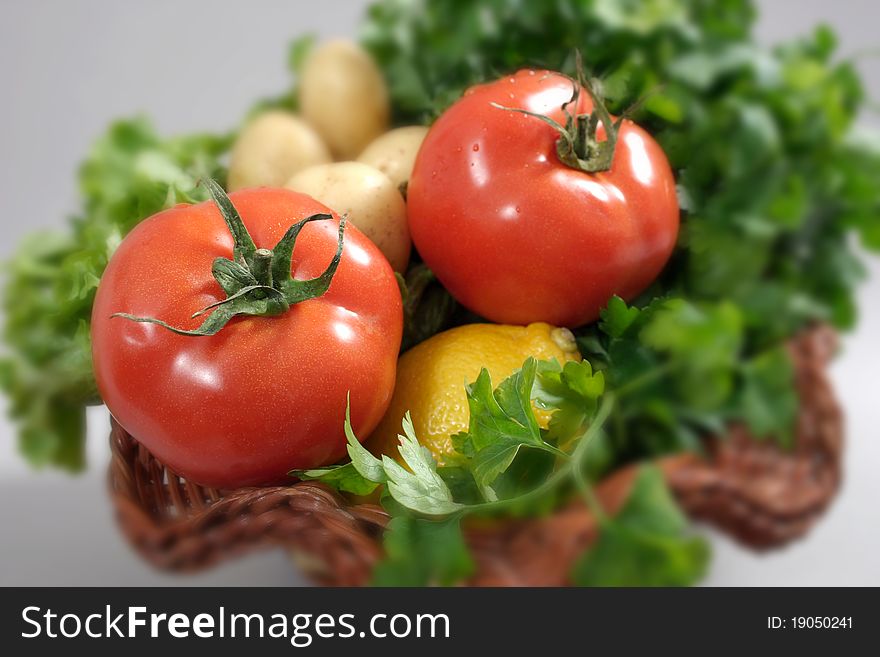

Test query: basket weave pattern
[109,326,842,586]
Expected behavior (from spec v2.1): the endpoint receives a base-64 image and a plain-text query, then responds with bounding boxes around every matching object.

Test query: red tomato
[91,187,402,488]
[407,69,679,327]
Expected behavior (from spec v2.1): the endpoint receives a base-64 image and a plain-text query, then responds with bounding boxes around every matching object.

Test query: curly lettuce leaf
[1,118,230,469]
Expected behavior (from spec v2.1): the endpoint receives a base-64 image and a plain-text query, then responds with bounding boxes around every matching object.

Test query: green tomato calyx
[491,52,635,174]
[112,179,346,336]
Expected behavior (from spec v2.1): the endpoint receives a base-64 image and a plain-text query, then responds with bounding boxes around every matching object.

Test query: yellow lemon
[367,322,580,466]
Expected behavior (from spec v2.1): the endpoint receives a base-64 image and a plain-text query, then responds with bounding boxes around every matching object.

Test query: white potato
[357,126,429,190]
[299,40,390,160]
[227,111,330,191]
[286,162,410,272]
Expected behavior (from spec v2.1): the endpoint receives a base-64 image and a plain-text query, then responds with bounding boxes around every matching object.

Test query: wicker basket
[109,325,843,586]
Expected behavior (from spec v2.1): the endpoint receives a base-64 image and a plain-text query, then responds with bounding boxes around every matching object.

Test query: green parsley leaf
[534,359,605,444]
[453,359,546,494]
[641,299,743,410]
[488,448,559,516]
[343,398,460,515]
[290,463,378,496]
[290,394,386,495]
[736,346,798,447]
[372,515,474,587]
[598,295,641,339]
[343,399,387,485]
[381,413,462,515]
[572,466,710,586]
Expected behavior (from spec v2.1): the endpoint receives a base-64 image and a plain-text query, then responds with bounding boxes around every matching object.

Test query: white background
[0,0,877,585]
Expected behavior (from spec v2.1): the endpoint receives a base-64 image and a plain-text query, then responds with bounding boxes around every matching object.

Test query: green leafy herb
[382,413,463,515]
[291,463,378,496]
[736,346,798,447]
[533,358,605,445]
[640,299,743,411]
[372,514,474,587]
[577,296,799,471]
[598,295,641,339]
[453,359,549,496]
[335,401,462,516]
[572,465,710,587]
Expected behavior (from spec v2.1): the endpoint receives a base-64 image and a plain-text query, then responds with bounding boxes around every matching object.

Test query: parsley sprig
[296,291,806,585]
[295,333,708,587]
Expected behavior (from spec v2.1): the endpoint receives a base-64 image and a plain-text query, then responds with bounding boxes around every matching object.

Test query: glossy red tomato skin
[408,70,679,328]
[91,187,402,488]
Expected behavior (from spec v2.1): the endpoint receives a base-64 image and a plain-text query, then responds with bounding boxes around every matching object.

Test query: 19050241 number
[791,617,852,629]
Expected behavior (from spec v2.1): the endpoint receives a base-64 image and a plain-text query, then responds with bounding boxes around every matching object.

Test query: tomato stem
[490,52,627,174]
[251,248,274,288]
[111,180,346,336]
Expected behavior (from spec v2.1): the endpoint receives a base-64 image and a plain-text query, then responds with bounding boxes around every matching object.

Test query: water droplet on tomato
[472,144,480,152]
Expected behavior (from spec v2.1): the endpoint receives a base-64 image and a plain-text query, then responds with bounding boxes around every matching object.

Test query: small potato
[287,162,410,272]
[228,111,330,191]
[299,40,390,160]
[357,126,429,189]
